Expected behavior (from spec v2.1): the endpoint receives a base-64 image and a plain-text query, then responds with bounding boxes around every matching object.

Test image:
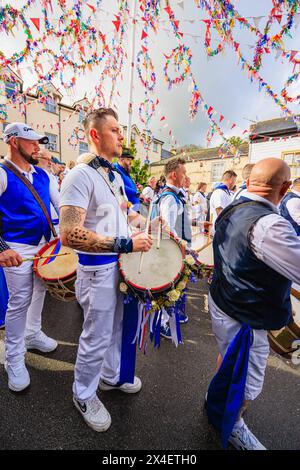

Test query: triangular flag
[112,20,121,32]
[30,18,40,31]
[274,14,282,24]
[173,20,180,29]
[87,4,96,14]
[289,50,298,62]
[231,123,236,129]
[253,16,263,28]
[219,115,224,122]
[141,30,148,40]
[141,45,148,53]
[164,6,172,16]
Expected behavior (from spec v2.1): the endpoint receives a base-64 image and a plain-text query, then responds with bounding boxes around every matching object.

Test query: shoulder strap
[1,160,57,238]
[158,190,181,205]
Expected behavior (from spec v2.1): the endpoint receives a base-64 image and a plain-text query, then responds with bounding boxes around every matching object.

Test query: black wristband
[0,237,10,254]
[113,237,133,254]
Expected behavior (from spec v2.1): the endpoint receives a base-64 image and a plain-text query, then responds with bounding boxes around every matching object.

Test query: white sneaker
[25,331,58,353]
[73,395,111,432]
[99,376,142,394]
[229,422,266,450]
[4,361,30,392]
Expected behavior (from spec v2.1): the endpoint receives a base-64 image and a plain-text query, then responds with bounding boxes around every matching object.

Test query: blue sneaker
[178,313,189,324]
[160,324,172,339]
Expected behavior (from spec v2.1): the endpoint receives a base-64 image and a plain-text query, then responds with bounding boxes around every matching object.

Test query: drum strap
[1,160,57,238]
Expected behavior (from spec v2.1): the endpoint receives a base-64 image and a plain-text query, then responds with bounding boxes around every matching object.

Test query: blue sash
[119,296,139,384]
[0,267,8,327]
[206,324,252,448]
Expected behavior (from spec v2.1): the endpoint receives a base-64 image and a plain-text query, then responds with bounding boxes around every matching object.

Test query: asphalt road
[0,280,299,451]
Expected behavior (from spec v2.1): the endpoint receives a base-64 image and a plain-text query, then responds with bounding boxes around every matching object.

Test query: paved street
[0,280,299,450]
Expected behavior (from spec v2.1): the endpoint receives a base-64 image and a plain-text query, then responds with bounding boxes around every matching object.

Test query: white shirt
[285,189,300,225]
[209,186,233,234]
[159,184,183,238]
[59,163,130,261]
[192,191,207,221]
[0,157,60,251]
[142,186,155,200]
[243,191,300,285]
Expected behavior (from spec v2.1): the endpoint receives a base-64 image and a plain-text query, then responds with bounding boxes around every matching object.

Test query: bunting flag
[30,18,41,31]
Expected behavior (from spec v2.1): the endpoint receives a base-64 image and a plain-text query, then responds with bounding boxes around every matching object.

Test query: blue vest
[210,197,292,330]
[279,192,300,236]
[114,163,140,207]
[0,164,52,245]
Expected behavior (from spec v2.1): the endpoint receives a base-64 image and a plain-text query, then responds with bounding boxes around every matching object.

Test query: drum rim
[33,238,78,281]
[118,231,186,292]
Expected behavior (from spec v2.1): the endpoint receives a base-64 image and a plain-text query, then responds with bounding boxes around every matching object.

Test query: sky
[1,0,300,149]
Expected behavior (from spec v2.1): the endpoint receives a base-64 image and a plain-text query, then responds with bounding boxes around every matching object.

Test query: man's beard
[17,143,39,165]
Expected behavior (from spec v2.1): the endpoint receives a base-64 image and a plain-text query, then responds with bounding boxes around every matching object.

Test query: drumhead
[119,237,185,291]
[197,241,214,267]
[34,239,78,281]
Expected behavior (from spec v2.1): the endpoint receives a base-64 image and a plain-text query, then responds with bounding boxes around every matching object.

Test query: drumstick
[138,200,153,274]
[156,218,162,249]
[22,253,70,262]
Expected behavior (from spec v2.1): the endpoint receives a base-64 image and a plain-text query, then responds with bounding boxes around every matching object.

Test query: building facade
[249,117,300,180]
[150,143,249,192]
[0,70,164,164]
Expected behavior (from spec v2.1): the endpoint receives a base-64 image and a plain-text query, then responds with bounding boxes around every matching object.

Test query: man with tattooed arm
[59,108,155,432]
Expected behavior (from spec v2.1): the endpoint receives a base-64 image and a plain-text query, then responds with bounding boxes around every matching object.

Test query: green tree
[121,140,150,187]
[226,136,245,150]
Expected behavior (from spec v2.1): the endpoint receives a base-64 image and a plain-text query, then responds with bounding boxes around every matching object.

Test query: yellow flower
[167,289,181,302]
[119,282,128,293]
[185,254,196,266]
[177,281,187,291]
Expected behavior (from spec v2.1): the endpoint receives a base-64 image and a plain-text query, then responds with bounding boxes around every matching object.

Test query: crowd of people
[0,113,300,451]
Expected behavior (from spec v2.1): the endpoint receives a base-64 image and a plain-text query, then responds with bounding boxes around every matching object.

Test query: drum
[33,238,78,302]
[119,233,186,297]
[193,241,214,280]
[268,287,300,357]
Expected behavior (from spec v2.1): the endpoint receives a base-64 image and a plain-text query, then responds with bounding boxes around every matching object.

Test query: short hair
[164,157,185,176]
[293,177,300,187]
[242,163,255,180]
[222,170,237,180]
[83,108,118,143]
[197,181,207,191]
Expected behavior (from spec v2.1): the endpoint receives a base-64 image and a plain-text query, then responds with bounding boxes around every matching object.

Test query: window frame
[211,161,225,183]
[45,96,57,114]
[45,132,58,152]
[282,150,300,179]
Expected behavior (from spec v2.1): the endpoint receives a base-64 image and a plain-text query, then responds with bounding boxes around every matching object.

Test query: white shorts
[208,293,270,401]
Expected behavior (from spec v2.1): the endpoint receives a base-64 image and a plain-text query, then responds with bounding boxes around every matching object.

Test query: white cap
[3,122,49,144]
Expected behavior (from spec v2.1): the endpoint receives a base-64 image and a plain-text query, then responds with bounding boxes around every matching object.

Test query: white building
[249,117,300,179]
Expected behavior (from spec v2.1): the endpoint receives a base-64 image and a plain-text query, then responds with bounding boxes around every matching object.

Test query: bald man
[205,158,300,450]
[279,177,300,235]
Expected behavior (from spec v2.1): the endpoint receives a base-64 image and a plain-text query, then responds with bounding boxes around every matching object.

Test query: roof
[250,116,299,140]
[150,142,249,166]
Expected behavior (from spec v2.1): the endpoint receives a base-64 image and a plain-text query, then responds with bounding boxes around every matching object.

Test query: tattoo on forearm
[66,227,115,253]
[60,205,115,253]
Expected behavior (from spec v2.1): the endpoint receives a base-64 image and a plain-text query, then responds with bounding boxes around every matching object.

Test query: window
[131,133,136,142]
[211,162,225,182]
[153,141,158,152]
[5,82,16,98]
[45,96,57,113]
[79,109,86,123]
[45,133,58,152]
[282,151,300,179]
[79,141,88,155]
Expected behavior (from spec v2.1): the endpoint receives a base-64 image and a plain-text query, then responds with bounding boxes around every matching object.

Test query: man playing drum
[0,123,59,392]
[59,108,155,432]
[205,158,300,450]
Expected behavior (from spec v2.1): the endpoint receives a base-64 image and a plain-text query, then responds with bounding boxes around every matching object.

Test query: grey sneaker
[4,361,30,392]
[25,331,58,353]
[73,395,111,432]
[229,422,266,450]
[99,376,142,394]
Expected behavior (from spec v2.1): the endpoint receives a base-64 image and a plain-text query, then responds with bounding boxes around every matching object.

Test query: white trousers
[209,293,269,401]
[73,263,124,402]
[3,242,46,365]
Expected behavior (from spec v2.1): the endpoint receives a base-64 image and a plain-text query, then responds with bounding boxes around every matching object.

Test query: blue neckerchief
[206,323,253,448]
[214,183,231,195]
[89,155,116,182]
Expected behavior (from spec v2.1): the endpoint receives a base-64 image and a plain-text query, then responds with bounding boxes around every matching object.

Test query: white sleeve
[59,167,92,211]
[142,187,153,199]
[250,213,300,284]
[211,189,231,210]
[49,175,60,216]
[0,168,8,196]
[286,198,300,225]
[159,195,179,237]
